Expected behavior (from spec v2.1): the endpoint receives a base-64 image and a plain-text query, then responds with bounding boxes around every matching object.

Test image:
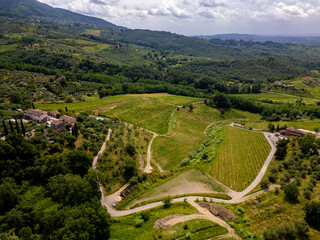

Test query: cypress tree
[9,120,14,133]
[71,127,75,136]
[3,120,8,135]
[32,102,35,109]
[20,119,25,136]
[74,123,78,138]
[65,106,68,112]
[15,118,20,133]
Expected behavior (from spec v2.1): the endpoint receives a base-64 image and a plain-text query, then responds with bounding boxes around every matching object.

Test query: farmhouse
[48,110,60,118]
[285,127,305,137]
[60,115,76,125]
[51,120,65,132]
[24,109,48,122]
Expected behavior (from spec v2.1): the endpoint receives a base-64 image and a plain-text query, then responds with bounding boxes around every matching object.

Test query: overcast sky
[38,0,320,36]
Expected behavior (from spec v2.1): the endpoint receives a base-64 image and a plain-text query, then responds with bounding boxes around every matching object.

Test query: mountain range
[0,0,125,29]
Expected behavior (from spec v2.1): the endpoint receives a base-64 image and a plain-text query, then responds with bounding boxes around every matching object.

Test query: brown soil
[197,202,237,222]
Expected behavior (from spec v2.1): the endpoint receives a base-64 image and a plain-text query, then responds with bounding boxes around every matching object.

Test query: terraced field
[208,126,271,191]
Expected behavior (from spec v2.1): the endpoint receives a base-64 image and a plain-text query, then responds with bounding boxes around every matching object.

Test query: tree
[3,120,8,135]
[267,123,275,132]
[275,138,289,160]
[298,134,317,155]
[304,202,320,228]
[66,135,76,148]
[20,119,25,136]
[14,118,20,134]
[125,143,136,157]
[188,104,193,112]
[65,106,68,112]
[260,179,270,189]
[213,94,231,108]
[9,120,14,133]
[32,102,35,109]
[64,150,92,176]
[284,183,299,202]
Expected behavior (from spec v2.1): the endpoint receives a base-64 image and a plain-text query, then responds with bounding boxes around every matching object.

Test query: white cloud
[37,0,320,35]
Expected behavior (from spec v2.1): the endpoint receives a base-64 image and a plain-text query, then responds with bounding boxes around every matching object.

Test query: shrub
[181,158,190,166]
[304,202,320,228]
[163,196,171,209]
[134,217,144,228]
[260,179,269,189]
[284,184,299,203]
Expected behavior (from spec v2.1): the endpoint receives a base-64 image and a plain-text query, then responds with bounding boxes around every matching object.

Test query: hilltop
[0,0,125,29]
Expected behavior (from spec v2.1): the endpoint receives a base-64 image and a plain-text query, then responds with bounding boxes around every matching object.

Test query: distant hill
[194,33,320,46]
[0,0,125,29]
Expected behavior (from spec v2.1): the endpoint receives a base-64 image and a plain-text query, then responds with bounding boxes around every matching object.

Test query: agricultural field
[207,126,271,191]
[127,169,223,207]
[245,120,320,131]
[97,123,152,194]
[85,29,101,37]
[110,203,228,240]
[231,92,318,105]
[104,98,176,134]
[153,104,261,170]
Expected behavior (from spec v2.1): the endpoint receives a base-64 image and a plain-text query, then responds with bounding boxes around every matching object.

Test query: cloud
[37,0,320,35]
[199,0,226,8]
[169,6,191,18]
[90,0,106,5]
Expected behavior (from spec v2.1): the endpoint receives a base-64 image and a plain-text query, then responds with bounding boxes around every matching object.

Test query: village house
[24,109,48,122]
[60,115,77,125]
[56,75,66,84]
[285,127,305,137]
[48,110,60,118]
[51,120,65,132]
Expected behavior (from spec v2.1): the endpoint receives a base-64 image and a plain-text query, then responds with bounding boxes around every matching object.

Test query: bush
[304,202,320,228]
[140,211,150,221]
[260,179,269,189]
[294,220,309,238]
[181,158,190,166]
[163,196,171,209]
[284,184,300,203]
[134,217,144,228]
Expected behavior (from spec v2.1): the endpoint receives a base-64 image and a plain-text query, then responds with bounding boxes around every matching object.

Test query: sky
[37,0,320,36]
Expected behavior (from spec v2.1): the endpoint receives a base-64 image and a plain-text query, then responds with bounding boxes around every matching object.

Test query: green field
[153,104,261,170]
[207,126,271,191]
[231,92,317,105]
[110,203,228,240]
[245,120,320,131]
[85,29,101,37]
[104,98,176,134]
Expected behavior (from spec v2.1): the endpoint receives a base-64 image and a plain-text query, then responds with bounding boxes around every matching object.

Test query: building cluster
[24,109,76,132]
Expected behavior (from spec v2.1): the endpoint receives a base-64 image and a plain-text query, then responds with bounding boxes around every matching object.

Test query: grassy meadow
[110,203,228,240]
[207,126,271,191]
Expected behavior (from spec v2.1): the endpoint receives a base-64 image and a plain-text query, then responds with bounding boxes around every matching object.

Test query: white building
[24,109,48,122]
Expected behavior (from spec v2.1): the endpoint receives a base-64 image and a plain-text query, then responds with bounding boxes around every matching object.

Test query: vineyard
[210,126,271,191]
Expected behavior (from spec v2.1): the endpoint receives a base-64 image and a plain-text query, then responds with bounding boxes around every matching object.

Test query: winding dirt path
[144,132,159,173]
[93,124,277,240]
